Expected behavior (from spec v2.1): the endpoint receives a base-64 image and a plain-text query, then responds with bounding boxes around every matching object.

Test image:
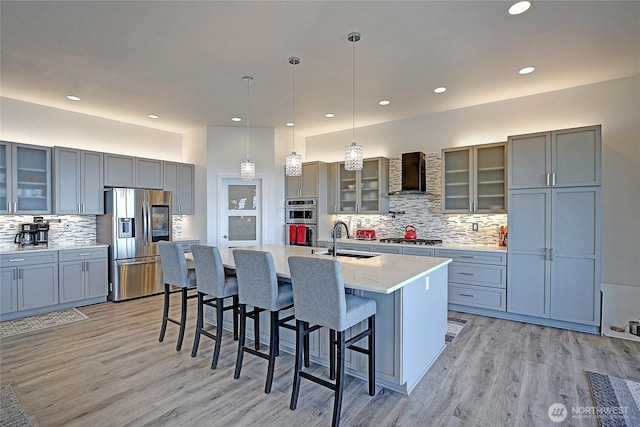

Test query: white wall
[206,126,284,246]
[180,127,208,241]
[0,97,182,158]
[306,76,640,290]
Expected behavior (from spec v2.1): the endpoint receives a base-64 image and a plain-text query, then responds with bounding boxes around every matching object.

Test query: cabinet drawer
[58,247,107,261]
[449,284,506,311]
[401,247,435,257]
[0,251,58,267]
[448,262,506,288]
[436,249,506,265]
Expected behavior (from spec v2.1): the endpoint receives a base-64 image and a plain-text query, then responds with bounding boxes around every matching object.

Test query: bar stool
[287,256,376,427]
[190,245,240,369]
[158,241,197,351]
[232,249,299,394]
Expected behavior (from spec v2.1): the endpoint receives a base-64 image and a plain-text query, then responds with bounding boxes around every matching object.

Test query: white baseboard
[601,282,640,342]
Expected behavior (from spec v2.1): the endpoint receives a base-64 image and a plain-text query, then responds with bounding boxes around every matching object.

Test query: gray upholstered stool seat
[190,245,240,369]
[232,249,303,394]
[288,256,377,427]
[158,241,198,351]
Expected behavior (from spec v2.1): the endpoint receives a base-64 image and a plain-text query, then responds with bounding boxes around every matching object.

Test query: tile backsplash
[1,214,186,245]
[336,154,507,245]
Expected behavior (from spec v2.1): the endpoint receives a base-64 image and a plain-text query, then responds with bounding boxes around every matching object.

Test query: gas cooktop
[378,238,443,245]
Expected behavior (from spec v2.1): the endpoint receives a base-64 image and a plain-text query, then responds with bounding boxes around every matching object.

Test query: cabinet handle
[7,202,10,213]
[81,261,85,272]
[546,173,550,187]
[459,272,475,276]
[8,258,25,262]
[459,293,474,297]
[18,268,22,280]
[78,253,92,256]
[549,248,554,261]
[551,173,556,187]
[459,255,475,259]
[86,261,89,271]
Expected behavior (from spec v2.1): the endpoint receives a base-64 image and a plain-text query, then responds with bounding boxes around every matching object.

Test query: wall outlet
[472,223,479,231]
[63,223,71,231]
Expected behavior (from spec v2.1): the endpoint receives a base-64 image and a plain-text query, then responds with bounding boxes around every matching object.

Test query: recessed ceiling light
[232,117,242,122]
[378,100,390,106]
[66,95,81,101]
[519,66,536,75]
[509,1,531,15]
[434,87,447,94]
[148,114,159,119]
[286,122,294,127]
[325,113,335,118]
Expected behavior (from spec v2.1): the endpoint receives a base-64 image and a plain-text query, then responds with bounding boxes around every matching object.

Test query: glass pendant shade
[285,56,303,177]
[345,141,364,171]
[345,32,363,171]
[240,159,256,181]
[241,75,255,181]
[285,151,302,176]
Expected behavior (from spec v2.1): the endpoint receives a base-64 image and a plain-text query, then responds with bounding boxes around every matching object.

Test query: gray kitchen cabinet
[328,157,389,214]
[437,248,507,311]
[442,142,506,213]
[372,244,402,254]
[401,247,435,257]
[0,268,18,314]
[285,161,327,199]
[53,147,104,214]
[136,158,163,189]
[508,125,601,189]
[1,141,51,214]
[164,162,195,214]
[18,263,59,311]
[104,154,135,187]
[104,154,163,189]
[59,247,108,303]
[507,187,601,325]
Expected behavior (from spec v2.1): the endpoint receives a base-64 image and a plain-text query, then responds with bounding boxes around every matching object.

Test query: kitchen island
[215,244,452,395]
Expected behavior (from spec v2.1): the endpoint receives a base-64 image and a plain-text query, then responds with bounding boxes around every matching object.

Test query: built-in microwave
[285,199,316,224]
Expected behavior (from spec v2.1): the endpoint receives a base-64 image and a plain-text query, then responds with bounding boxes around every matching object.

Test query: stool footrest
[299,371,337,391]
[345,329,371,347]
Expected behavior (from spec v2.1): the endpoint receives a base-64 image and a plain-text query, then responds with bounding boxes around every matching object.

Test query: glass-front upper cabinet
[329,157,389,214]
[1,141,52,214]
[0,142,10,214]
[442,142,506,214]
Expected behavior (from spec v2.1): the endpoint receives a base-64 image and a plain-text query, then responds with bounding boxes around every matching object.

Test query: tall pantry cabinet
[507,125,601,328]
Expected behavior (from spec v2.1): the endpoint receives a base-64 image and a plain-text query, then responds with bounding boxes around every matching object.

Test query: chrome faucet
[331,221,351,257]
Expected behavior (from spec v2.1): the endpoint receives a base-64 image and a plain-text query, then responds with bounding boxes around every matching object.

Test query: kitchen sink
[315,249,380,259]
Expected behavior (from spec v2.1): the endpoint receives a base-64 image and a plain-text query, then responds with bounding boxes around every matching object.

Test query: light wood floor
[1,295,638,427]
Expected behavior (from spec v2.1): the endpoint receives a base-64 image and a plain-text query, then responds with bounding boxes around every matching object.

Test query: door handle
[223,235,228,239]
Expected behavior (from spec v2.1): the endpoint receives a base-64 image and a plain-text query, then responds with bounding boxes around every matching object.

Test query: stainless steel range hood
[392,152,427,194]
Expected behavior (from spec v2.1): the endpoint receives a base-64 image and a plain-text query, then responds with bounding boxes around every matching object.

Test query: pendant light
[285,57,303,176]
[240,75,256,181]
[345,32,363,171]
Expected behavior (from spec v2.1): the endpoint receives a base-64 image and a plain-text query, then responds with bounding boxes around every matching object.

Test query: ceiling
[1,1,639,138]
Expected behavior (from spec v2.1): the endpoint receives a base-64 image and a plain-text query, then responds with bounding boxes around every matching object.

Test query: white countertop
[0,242,109,255]
[216,244,452,295]
[320,238,507,253]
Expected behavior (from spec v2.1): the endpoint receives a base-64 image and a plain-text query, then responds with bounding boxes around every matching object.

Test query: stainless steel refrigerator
[97,188,172,301]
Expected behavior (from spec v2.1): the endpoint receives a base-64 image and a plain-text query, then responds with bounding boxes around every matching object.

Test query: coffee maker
[13,219,49,246]
[14,223,38,246]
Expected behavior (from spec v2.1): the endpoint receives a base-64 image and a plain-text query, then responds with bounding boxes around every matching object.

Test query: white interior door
[219,178,262,248]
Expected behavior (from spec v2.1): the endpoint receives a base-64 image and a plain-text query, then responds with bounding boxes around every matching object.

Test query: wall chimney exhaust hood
[391,152,427,195]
